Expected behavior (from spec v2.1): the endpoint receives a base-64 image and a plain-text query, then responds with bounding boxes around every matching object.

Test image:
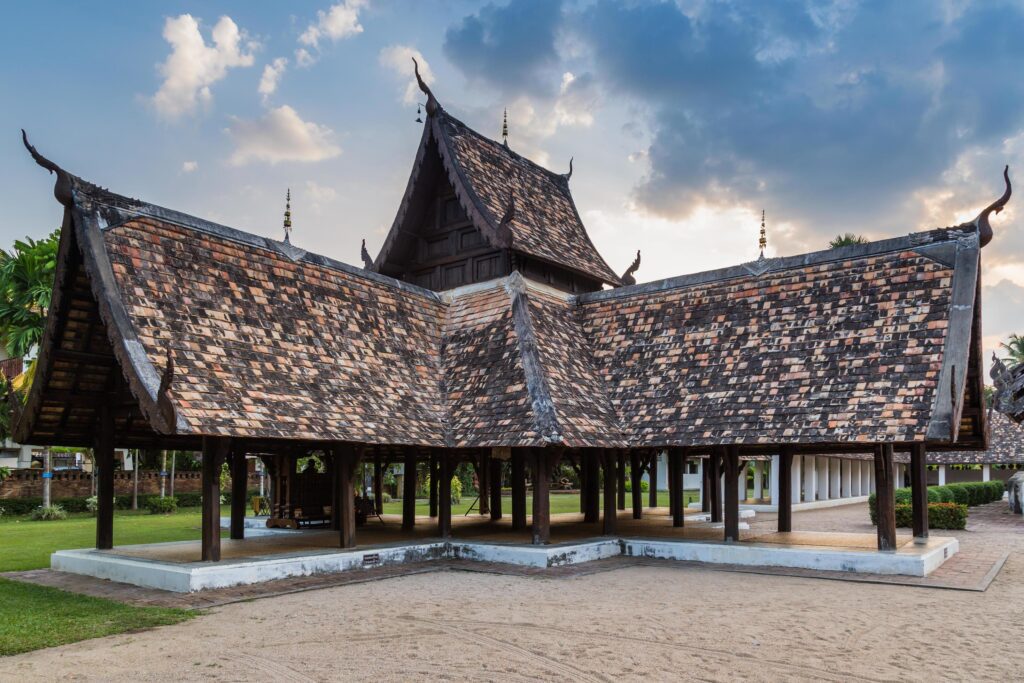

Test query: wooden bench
[293,506,331,528]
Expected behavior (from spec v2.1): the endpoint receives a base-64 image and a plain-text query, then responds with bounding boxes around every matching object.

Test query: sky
[0,0,1021,364]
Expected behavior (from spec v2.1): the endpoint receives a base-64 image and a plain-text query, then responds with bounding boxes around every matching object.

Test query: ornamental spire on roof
[502,108,509,146]
[758,209,767,258]
[283,189,292,243]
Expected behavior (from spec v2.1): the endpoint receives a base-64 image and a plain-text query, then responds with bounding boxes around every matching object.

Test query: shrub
[945,484,970,506]
[624,479,650,493]
[146,496,178,515]
[928,502,968,530]
[380,492,391,504]
[29,505,68,521]
[450,475,462,504]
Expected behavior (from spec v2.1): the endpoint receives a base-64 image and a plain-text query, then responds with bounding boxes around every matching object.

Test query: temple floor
[103,507,913,565]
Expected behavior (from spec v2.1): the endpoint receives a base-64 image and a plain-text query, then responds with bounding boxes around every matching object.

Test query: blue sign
[159,471,169,477]
[41,471,53,479]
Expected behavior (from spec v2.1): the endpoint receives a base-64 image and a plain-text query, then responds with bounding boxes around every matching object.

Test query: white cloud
[182,160,198,173]
[226,105,342,166]
[554,72,598,128]
[151,14,256,120]
[258,57,288,102]
[297,0,367,64]
[304,180,339,213]
[378,45,433,104]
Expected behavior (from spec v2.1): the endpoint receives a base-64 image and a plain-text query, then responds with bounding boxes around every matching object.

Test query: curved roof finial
[620,250,641,286]
[360,239,374,270]
[975,165,1011,248]
[412,57,438,116]
[22,129,73,207]
[564,157,574,182]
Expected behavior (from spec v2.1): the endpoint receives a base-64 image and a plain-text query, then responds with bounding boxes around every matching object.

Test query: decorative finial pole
[758,209,767,258]
[283,189,292,244]
[502,108,509,146]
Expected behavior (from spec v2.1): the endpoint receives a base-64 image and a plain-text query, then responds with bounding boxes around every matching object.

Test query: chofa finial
[565,157,573,182]
[759,209,767,258]
[412,57,438,116]
[976,165,1011,248]
[22,130,73,207]
[283,189,292,243]
[360,239,374,270]
[620,250,641,286]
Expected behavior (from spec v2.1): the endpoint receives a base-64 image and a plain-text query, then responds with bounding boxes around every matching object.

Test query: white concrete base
[51,531,958,592]
[686,509,756,522]
[742,495,870,513]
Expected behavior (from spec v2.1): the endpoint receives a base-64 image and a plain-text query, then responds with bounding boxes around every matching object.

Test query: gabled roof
[927,412,1024,464]
[375,107,622,286]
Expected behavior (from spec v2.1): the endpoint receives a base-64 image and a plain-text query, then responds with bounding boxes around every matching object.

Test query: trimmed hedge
[893,502,967,530]
[0,489,259,517]
[870,481,1003,525]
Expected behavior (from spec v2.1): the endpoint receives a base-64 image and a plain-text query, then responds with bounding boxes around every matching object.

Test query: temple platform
[50,510,957,592]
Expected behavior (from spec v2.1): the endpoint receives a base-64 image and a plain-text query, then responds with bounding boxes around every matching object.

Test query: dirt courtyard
[3,503,1023,682]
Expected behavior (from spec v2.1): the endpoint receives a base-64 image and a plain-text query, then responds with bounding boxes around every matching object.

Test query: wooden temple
[13,67,1012,561]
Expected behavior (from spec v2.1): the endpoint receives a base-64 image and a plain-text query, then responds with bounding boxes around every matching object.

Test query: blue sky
[1,0,1021,359]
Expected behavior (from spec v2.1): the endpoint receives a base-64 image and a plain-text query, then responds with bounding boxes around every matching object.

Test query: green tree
[1001,334,1024,365]
[0,231,58,359]
[829,233,869,248]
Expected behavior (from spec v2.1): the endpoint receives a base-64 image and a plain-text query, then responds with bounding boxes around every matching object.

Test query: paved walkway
[4,500,1019,608]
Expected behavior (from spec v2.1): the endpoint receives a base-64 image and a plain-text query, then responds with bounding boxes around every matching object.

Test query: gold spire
[758,209,767,258]
[283,189,292,243]
[502,108,508,145]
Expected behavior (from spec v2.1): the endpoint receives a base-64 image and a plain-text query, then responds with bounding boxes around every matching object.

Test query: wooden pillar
[777,447,793,533]
[667,449,677,520]
[402,449,417,531]
[477,452,490,516]
[723,446,740,542]
[874,444,897,551]
[438,452,452,538]
[616,452,626,510]
[910,443,929,542]
[94,404,115,550]
[579,455,588,514]
[334,444,357,549]
[583,450,600,523]
[201,436,230,561]
[671,448,685,527]
[230,446,248,540]
[374,456,384,516]
[709,451,722,523]
[701,456,711,513]
[429,453,439,518]
[630,451,643,519]
[648,452,659,509]
[531,449,553,545]
[489,456,503,521]
[602,450,618,535]
[511,448,527,531]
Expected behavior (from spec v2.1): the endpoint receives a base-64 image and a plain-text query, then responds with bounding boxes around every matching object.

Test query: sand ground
[3,503,1023,682]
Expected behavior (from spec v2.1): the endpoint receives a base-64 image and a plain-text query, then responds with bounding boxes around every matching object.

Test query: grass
[0,505,230,573]
[0,578,193,657]
[381,490,700,517]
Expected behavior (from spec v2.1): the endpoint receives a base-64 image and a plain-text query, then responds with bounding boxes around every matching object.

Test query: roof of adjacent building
[927,412,1024,464]
[374,107,622,287]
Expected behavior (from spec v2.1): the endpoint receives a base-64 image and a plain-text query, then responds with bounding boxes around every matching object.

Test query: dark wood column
[648,452,659,509]
[489,456,503,521]
[701,456,711,513]
[531,449,554,545]
[374,456,384,516]
[910,443,929,542]
[438,451,452,538]
[583,450,600,523]
[230,446,248,540]
[630,451,643,519]
[334,444,357,548]
[94,404,115,550]
[709,451,722,523]
[602,450,618,535]
[874,444,897,551]
[723,446,740,542]
[616,452,626,510]
[671,448,685,528]
[578,454,588,514]
[777,447,793,533]
[511,448,527,531]
[477,451,490,516]
[402,449,417,531]
[201,436,231,561]
[429,453,439,518]
[667,448,679,523]
[329,455,340,531]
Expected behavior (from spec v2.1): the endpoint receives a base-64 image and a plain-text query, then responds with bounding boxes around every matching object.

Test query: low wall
[0,470,260,500]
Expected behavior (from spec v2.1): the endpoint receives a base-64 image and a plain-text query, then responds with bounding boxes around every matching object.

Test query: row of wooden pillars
[90,426,929,560]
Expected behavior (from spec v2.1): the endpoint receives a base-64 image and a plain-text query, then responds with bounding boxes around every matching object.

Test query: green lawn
[381,490,699,517]
[0,578,193,657]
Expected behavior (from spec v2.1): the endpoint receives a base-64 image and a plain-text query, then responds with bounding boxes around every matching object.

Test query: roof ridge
[503,272,562,443]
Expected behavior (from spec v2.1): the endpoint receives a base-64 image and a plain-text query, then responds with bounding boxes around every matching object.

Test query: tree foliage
[1001,334,1024,365]
[828,233,869,248]
[0,231,58,358]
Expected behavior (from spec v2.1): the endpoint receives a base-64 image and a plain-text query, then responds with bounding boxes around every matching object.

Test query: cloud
[226,105,341,165]
[982,279,1024,366]
[151,14,256,120]
[378,45,434,105]
[295,48,315,68]
[181,161,198,173]
[258,57,288,102]
[553,72,598,128]
[304,180,338,213]
[298,0,367,62]
[443,0,564,95]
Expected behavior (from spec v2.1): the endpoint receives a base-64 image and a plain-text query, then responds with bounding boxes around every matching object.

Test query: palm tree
[0,231,58,359]
[1002,334,1024,365]
[829,233,869,248]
